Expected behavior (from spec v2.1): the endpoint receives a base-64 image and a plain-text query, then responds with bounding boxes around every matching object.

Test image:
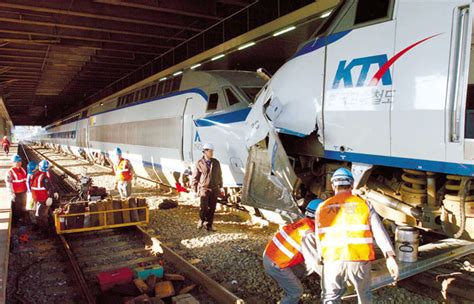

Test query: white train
[34,70,266,201]
[244,0,474,240]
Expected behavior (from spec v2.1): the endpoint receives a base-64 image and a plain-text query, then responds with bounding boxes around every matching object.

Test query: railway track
[20,144,244,304]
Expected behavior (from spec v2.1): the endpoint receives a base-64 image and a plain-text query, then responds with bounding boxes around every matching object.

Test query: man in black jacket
[191,143,223,232]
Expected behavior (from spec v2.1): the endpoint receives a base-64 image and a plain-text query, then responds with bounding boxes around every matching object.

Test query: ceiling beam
[0,1,206,32]
[0,14,187,42]
[0,26,175,49]
[93,0,221,21]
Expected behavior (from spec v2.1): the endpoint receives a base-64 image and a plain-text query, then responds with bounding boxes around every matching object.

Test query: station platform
[0,144,15,303]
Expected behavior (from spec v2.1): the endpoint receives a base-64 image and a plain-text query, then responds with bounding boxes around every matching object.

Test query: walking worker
[315,168,399,303]
[191,143,223,232]
[31,160,58,236]
[263,199,322,304]
[5,154,27,226]
[112,147,135,199]
[2,136,10,156]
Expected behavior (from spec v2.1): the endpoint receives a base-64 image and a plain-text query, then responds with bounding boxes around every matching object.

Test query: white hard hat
[202,143,214,150]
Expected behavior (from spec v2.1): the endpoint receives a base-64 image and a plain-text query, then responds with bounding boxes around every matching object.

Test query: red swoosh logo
[369,33,442,86]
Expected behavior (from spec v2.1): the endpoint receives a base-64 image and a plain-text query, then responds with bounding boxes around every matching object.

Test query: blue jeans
[263,255,305,304]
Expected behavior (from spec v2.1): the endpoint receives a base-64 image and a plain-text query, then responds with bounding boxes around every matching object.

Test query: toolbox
[134,264,164,280]
[97,267,133,291]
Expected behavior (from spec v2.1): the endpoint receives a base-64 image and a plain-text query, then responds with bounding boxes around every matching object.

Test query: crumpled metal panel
[242,129,302,221]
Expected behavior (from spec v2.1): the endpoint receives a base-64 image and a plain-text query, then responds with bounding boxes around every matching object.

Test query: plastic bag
[26,192,35,211]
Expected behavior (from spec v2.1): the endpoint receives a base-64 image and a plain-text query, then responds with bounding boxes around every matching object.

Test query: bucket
[395,226,419,262]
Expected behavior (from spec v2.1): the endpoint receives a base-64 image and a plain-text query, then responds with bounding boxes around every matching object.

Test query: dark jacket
[191,157,223,196]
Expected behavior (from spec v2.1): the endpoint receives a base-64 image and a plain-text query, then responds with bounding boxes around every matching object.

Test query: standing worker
[2,136,10,156]
[31,160,58,237]
[315,168,399,303]
[112,147,135,199]
[5,155,27,226]
[263,199,322,304]
[191,143,223,232]
[26,161,38,225]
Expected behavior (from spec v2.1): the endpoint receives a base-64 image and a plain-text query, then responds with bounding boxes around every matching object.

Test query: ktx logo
[332,54,392,89]
[331,34,440,90]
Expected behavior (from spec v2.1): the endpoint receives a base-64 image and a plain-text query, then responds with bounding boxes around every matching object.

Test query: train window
[146,86,153,98]
[333,0,392,33]
[172,75,182,92]
[81,110,88,118]
[164,79,173,94]
[207,93,219,111]
[354,0,390,25]
[151,84,158,97]
[157,81,165,96]
[240,87,262,103]
[225,88,240,106]
[466,84,474,139]
[139,88,146,100]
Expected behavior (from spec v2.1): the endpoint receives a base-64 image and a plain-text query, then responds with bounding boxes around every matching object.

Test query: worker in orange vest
[112,147,135,199]
[2,136,10,156]
[5,154,27,226]
[31,160,58,236]
[263,199,322,304]
[315,168,399,303]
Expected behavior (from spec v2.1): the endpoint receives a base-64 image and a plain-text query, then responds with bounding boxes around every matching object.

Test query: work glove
[386,256,399,281]
[46,197,53,207]
[53,192,59,200]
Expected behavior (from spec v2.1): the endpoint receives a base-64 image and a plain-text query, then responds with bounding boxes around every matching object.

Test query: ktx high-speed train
[244,0,474,240]
[35,70,266,202]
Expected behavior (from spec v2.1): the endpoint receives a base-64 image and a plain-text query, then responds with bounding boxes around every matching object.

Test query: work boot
[206,225,216,232]
[197,220,204,230]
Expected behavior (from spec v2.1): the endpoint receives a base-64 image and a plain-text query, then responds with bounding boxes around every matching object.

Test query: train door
[323,0,395,161]
[450,3,474,174]
[182,97,194,163]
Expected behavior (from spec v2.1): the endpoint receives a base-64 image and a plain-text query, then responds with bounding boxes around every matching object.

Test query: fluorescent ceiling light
[321,11,332,18]
[173,71,183,76]
[238,42,256,50]
[273,26,296,37]
[211,54,225,61]
[190,63,201,69]
[159,77,167,81]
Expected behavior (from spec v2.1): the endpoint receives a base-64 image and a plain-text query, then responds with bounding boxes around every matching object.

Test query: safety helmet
[305,199,323,218]
[202,143,214,151]
[39,160,50,172]
[11,154,21,163]
[331,167,354,186]
[114,147,122,156]
[27,161,38,174]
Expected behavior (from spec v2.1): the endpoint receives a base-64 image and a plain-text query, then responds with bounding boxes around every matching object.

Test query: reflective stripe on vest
[115,159,132,181]
[31,172,49,202]
[264,217,315,269]
[316,193,375,262]
[9,167,27,193]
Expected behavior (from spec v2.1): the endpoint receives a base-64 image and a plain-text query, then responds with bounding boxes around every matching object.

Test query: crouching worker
[263,199,323,304]
[31,160,58,236]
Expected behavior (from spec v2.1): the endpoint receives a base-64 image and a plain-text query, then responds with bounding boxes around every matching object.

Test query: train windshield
[240,87,262,103]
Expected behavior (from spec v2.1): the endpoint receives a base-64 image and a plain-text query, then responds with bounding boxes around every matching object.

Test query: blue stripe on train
[194,107,251,127]
[324,150,474,177]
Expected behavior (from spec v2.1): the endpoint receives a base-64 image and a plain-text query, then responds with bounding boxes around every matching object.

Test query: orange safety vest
[114,158,132,181]
[264,217,315,269]
[316,192,375,262]
[31,171,50,203]
[8,167,27,193]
